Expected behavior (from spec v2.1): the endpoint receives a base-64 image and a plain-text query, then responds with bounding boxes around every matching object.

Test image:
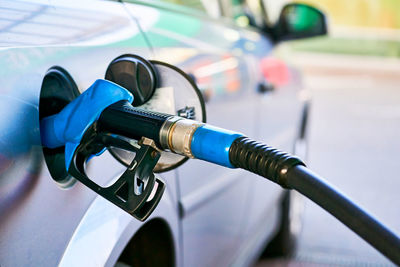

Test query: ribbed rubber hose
[229,137,400,265]
[229,136,305,188]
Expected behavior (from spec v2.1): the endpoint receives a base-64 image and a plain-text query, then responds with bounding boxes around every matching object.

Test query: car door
[121,1,282,266]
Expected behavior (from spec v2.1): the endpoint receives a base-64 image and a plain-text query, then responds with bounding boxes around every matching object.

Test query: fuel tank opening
[39,66,80,188]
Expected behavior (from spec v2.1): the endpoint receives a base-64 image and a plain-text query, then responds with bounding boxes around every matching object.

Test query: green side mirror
[273,3,327,42]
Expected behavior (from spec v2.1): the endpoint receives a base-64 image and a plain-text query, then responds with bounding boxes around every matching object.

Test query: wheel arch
[115,218,175,267]
[59,174,180,267]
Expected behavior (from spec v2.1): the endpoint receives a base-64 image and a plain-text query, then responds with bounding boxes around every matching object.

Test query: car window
[261,0,288,24]
[216,0,290,28]
[157,0,205,11]
[155,0,224,18]
[218,0,267,27]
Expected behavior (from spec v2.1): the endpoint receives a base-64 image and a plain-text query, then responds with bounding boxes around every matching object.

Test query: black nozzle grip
[98,100,172,146]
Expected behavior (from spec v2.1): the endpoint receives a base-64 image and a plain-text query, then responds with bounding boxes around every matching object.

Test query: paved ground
[257,53,400,266]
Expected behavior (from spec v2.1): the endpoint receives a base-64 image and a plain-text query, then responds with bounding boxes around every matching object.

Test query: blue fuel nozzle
[40,79,165,221]
[40,79,133,170]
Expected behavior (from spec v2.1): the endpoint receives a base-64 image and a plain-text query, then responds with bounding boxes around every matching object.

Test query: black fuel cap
[105,54,157,106]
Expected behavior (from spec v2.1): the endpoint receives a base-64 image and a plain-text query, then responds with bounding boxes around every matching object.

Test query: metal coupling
[159,116,204,158]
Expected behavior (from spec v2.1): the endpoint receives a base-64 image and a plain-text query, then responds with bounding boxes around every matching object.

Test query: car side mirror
[272,3,327,42]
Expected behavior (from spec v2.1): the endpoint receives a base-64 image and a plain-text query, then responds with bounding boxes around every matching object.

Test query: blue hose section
[190,125,243,168]
[40,79,133,170]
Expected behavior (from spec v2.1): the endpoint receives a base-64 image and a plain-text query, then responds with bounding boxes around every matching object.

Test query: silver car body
[0,1,305,266]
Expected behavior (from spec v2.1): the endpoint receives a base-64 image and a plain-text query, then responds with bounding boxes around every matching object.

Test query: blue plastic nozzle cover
[190,124,243,168]
[40,79,133,170]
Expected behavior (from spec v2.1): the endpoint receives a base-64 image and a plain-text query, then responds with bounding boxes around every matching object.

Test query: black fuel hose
[288,165,400,264]
[229,136,400,265]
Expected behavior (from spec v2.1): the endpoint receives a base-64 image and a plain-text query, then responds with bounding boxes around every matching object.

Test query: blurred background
[257,0,400,266]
